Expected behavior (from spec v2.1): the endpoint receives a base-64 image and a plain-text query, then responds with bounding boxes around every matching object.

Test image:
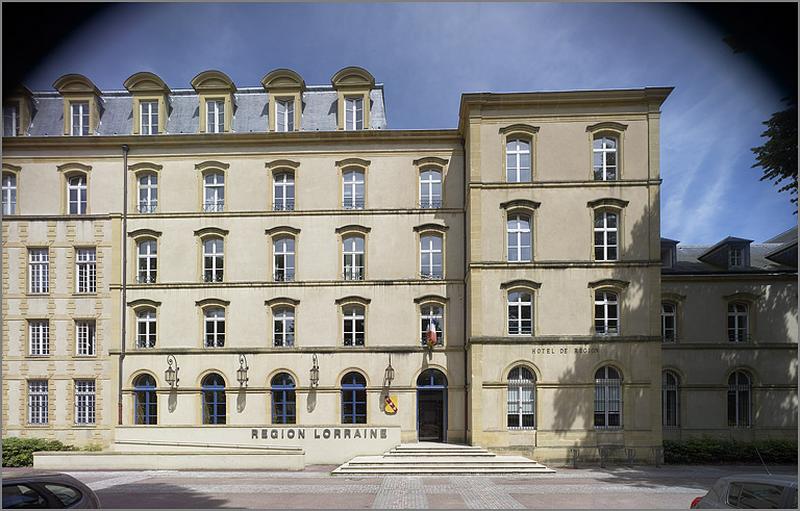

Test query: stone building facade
[2,67,796,465]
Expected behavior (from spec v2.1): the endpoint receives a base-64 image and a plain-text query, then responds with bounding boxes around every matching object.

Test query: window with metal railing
[594,366,622,429]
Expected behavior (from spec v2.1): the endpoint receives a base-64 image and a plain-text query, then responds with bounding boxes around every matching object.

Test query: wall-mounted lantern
[384,353,395,387]
[165,354,179,388]
[237,354,249,386]
[310,353,320,387]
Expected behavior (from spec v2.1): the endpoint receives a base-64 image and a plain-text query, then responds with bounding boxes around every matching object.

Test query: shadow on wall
[96,482,232,509]
[551,197,655,442]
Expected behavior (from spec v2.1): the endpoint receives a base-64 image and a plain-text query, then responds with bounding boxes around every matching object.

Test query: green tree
[751,99,798,205]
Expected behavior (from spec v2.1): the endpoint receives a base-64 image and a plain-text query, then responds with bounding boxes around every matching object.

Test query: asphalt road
[6,464,797,509]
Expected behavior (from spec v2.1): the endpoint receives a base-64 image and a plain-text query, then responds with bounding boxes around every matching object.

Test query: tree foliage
[751,99,798,205]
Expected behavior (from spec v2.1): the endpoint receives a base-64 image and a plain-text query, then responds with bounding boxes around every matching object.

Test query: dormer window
[345,97,363,131]
[729,247,743,267]
[275,99,294,132]
[70,102,90,136]
[206,100,225,134]
[3,102,19,136]
[140,101,159,135]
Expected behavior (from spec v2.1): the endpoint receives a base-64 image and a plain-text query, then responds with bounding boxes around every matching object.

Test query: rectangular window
[729,247,743,267]
[28,249,49,294]
[273,237,295,282]
[342,169,365,209]
[29,320,50,356]
[727,483,784,509]
[419,169,442,208]
[204,308,225,348]
[275,99,294,132]
[74,380,96,425]
[67,175,88,215]
[4,102,19,136]
[420,235,443,279]
[75,321,96,356]
[506,139,531,182]
[2,172,17,215]
[70,102,90,136]
[203,238,224,282]
[75,248,97,293]
[343,306,365,346]
[139,101,159,135]
[342,236,365,280]
[273,172,295,211]
[507,215,532,262]
[273,308,295,347]
[28,380,48,425]
[594,380,622,428]
[206,100,224,133]
[594,211,618,261]
[594,291,619,335]
[344,97,363,131]
[137,239,157,283]
[136,310,157,348]
[137,173,158,213]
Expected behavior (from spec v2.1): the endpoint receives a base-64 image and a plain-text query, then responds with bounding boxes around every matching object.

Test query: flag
[426,320,438,347]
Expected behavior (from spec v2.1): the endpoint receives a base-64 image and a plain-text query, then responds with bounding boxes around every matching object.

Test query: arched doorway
[417,369,447,442]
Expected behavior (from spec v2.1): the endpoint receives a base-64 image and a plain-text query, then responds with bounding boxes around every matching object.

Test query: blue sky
[25,3,796,243]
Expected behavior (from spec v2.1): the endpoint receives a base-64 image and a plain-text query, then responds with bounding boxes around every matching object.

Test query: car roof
[719,474,798,487]
[2,471,81,483]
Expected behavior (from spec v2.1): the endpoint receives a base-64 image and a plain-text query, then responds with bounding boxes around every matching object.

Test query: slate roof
[24,85,387,136]
[663,228,797,275]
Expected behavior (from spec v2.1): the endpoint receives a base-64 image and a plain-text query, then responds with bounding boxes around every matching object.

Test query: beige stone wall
[2,218,116,445]
[662,275,798,441]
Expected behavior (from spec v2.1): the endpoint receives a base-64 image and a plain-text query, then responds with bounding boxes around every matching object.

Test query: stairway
[332,442,554,475]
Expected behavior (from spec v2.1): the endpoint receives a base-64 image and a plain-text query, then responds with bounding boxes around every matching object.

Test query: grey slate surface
[21,86,386,136]
[665,244,796,274]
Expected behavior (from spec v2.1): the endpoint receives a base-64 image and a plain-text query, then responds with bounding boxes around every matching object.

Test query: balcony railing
[662,333,676,343]
[419,199,442,209]
[594,326,619,336]
[728,332,752,343]
[203,273,224,283]
[137,202,157,213]
[273,271,295,282]
[343,268,364,281]
[204,201,224,212]
[136,274,157,284]
[342,198,365,210]
[420,271,444,280]
[273,201,295,212]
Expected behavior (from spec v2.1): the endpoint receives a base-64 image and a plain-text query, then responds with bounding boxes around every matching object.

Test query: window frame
[203,306,226,348]
[135,307,157,349]
[499,125,538,183]
[74,379,96,425]
[341,232,367,281]
[137,172,158,213]
[74,247,97,294]
[661,302,677,343]
[139,100,159,135]
[419,301,445,347]
[507,366,536,430]
[342,304,366,347]
[66,173,89,215]
[419,167,443,209]
[2,170,17,215]
[662,370,680,428]
[28,248,50,294]
[342,168,366,210]
[201,373,227,425]
[28,319,50,356]
[507,289,534,336]
[274,98,295,132]
[507,212,532,263]
[27,379,49,425]
[205,98,225,134]
[586,123,626,181]
[202,236,225,283]
[4,101,20,136]
[272,306,296,347]
[593,290,620,336]
[505,137,532,183]
[75,320,96,356]
[272,171,296,211]
[69,101,91,136]
[340,372,367,424]
[344,96,364,131]
[203,171,225,213]
[419,233,444,280]
[271,372,297,424]
[593,365,623,429]
[727,302,750,343]
[593,209,619,261]
[133,373,158,425]
[272,235,296,282]
[136,237,158,284]
[727,370,752,428]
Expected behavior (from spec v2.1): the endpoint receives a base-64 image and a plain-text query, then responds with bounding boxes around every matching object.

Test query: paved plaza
[6,464,795,509]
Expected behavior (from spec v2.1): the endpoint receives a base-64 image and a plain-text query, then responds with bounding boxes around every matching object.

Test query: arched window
[420,304,444,346]
[594,291,619,335]
[420,234,443,279]
[273,172,295,211]
[507,366,536,429]
[273,236,295,282]
[273,307,295,347]
[662,371,679,427]
[508,291,533,336]
[342,235,365,280]
[341,372,367,424]
[507,214,532,262]
[203,172,224,212]
[137,239,157,284]
[204,307,225,348]
[417,368,447,387]
[133,374,157,425]
[506,138,531,182]
[728,371,751,427]
[2,171,17,215]
[67,174,88,215]
[343,305,365,347]
[342,169,365,209]
[593,135,617,180]
[271,373,296,424]
[419,168,442,208]
[136,309,156,348]
[201,373,226,424]
[727,303,749,342]
[137,173,158,213]
[661,302,676,342]
[203,237,224,282]
[594,210,618,261]
[594,366,622,429]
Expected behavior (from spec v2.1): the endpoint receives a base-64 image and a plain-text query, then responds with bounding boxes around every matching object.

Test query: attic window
[729,247,743,267]
[661,246,675,268]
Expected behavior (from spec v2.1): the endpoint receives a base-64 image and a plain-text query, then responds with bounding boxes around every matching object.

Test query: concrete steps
[333,442,554,475]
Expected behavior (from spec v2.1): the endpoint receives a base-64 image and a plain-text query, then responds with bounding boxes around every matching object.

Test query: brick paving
[30,464,793,509]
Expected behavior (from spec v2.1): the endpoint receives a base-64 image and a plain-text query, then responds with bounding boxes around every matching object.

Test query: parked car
[2,471,100,509]
[690,474,797,509]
